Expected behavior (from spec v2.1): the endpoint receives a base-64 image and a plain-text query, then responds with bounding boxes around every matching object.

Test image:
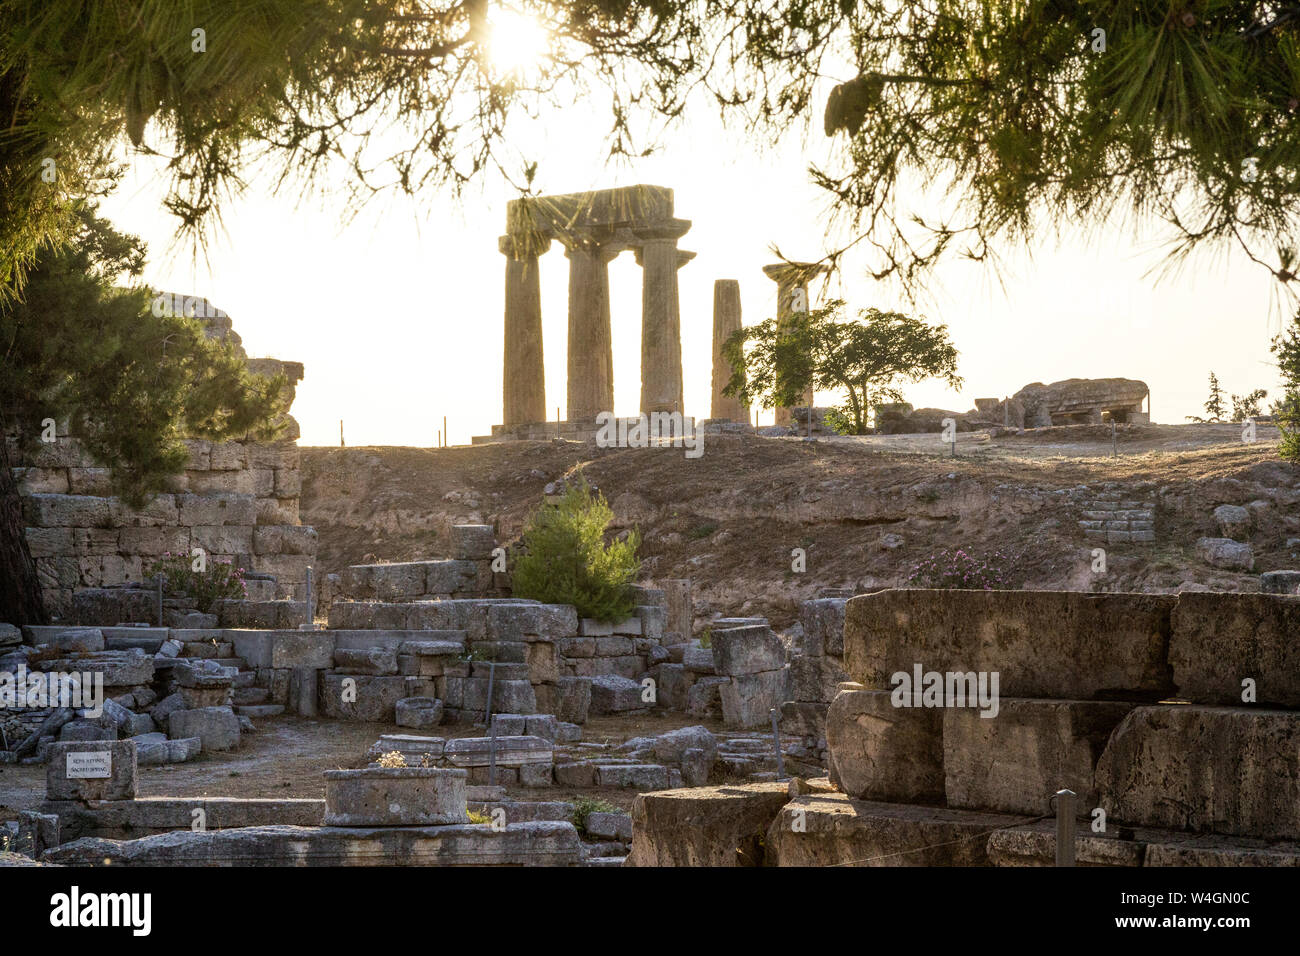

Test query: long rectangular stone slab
[988,819,1300,867]
[843,589,1175,700]
[1170,592,1300,706]
[444,735,553,767]
[943,698,1135,815]
[43,797,325,841]
[764,794,1031,866]
[40,821,581,866]
[1096,705,1300,839]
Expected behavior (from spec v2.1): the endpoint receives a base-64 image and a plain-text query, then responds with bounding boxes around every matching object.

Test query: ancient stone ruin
[486,185,694,442]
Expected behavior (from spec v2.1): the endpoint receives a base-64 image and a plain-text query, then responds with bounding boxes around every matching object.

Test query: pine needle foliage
[511,474,640,622]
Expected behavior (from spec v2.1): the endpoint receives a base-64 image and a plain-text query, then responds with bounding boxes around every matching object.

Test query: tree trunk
[0,435,48,626]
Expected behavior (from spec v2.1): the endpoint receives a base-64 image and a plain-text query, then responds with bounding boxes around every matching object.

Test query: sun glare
[488,8,549,75]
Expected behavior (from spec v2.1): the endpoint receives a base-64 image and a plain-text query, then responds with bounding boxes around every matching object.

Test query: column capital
[761,260,830,284]
[562,238,625,262]
[500,233,552,259]
[635,246,696,268]
[631,218,692,244]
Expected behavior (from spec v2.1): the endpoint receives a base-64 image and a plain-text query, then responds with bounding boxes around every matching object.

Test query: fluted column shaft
[501,235,550,426]
[566,241,617,421]
[710,279,746,422]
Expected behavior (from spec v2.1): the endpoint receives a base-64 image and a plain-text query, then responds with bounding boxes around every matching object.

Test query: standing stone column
[634,219,693,415]
[710,279,746,423]
[762,262,829,426]
[565,239,619,421]
[500,234,550,426]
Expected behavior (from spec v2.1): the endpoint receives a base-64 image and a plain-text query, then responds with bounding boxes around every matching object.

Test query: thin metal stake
[483,660,496,727]
[1055,788,1077,867]
[303,567,314,629]
[769,707,786,780]
[488,718,498,787]
[1111,420,1118,458]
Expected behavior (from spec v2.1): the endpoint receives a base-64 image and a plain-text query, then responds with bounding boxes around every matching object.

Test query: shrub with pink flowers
[145,552,248,612]
[904,548,1018,590]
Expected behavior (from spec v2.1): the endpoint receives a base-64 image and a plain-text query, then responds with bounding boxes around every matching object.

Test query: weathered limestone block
[682,645,714,673]
[659,579,693,641]
[43,820,582,866]
[395,697,443,729]
[52,628,105,653]
[24,494,111,528]
[175,493,257,526]
[985,822,1145,867]
[686,676,726,718]
[943,699,1135,815]
[1195,536,1254,571]
[425,559,481,594]
[654,663,695,710]
[825,687,943,802]
[452,525,496,560]
[269,632,334,670]
[765,794,1030,867]
[844,589,1175,700]
[169,707,241,752]
[319,675,425,722]
[589,675,645,715]
[636,605,666,641]
[45,796,323,841]
[1096,705,1300,839]
[800,597,847,657]
[1170,592,1300,706]
[719,670,788,728]
[324,767,468,826]
[788,655,849,703]
[525,641,559,683]
[46,741,137,802]
[334,647,399,676]
[252,525,317,556]
[444,735,553,767]
[625,783,792,867]
[711,624,784,676]
[554,676,591,724]
[45,648,154,688]
[988,820,1300,867]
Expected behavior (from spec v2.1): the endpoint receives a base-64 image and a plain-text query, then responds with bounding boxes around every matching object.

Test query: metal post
[1111,420,1118,457]
[303,566,314,629]
[443,415,448,448]
[1055,788,1076,867]
[488,717,498,787]
[769,707,786,780]
[156,574,164,627]
[483,661,496,727]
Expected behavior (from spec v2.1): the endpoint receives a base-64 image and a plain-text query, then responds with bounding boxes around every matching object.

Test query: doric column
[762,261,829,426]
[634,219,693,415]
[710,279,746,423]
[500,234,550,426]
[565,238,620,421]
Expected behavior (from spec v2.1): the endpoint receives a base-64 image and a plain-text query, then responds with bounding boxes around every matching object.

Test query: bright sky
[97,17,1288,447]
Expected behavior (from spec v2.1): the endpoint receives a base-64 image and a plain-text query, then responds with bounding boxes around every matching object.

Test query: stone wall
[817,588,1300,860]
[13,435,315,617]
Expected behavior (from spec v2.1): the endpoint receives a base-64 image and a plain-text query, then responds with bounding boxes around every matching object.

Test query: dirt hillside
[299,423,1300,629]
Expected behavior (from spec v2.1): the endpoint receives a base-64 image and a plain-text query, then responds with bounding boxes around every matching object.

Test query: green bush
[145,552,247,612]
[511,475,641,622]
[1281,421,1300,464]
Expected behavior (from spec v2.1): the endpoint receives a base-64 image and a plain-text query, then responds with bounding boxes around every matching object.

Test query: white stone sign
[66,751,112,779]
